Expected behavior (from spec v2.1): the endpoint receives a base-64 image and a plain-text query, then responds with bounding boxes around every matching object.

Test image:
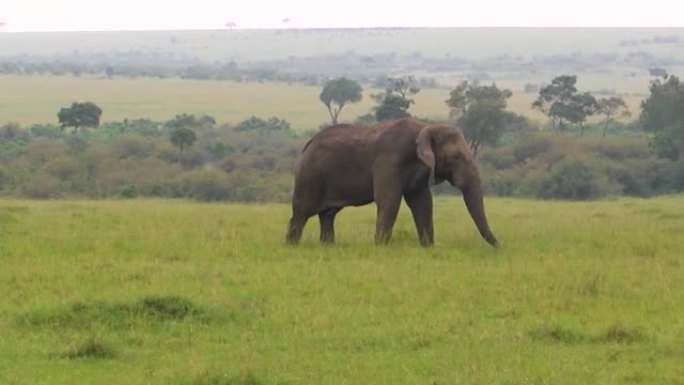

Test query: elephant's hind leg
[286,215,309,244]
[319,207,342,244]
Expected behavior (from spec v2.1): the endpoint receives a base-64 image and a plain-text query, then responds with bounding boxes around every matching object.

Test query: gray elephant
[286,118,498,247]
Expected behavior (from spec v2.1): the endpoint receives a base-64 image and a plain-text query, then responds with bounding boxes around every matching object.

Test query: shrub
[20,175,62,199]
[535,160,605,200]
[113,135,153,159]
[235,116,292,133]
[180,168,232,201]
[479,146,516,169]
[512,133,552,163]
[119,184,138,198]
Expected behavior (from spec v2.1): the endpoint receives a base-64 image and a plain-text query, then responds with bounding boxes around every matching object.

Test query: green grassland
[0,74,645,130]
[1,196,683,384]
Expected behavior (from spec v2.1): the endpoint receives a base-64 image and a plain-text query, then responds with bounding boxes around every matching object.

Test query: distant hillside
[2,28,684,62]
[2,28,684,94]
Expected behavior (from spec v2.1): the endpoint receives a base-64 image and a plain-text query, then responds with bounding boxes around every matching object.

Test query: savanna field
[1,27,684,385]
[1,196,683,384]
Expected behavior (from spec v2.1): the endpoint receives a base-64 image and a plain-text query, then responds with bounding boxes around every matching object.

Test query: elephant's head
[416,124,498,247]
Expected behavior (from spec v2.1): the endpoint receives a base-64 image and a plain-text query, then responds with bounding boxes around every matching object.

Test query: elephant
[285,118,498,247]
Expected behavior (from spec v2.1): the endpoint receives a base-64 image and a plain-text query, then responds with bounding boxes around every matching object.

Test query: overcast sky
[1,0,681,32]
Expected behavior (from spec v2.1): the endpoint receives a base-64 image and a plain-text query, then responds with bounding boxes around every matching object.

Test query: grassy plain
[1,196,683,384]
[0,75,645,130]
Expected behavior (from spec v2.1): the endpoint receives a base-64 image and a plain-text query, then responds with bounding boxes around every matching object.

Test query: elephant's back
[302,118,424,153]
[295,118,426,175]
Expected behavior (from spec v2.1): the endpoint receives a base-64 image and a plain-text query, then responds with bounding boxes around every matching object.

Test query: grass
[0,195,683,384]
[0,74,645,130]
[0,74,464,129]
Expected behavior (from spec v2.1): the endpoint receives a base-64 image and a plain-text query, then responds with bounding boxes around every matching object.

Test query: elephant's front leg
[374,187,403,245]
[404,187,434,246]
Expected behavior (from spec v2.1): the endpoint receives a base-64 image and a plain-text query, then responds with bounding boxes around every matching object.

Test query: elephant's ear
[416,127,436,188]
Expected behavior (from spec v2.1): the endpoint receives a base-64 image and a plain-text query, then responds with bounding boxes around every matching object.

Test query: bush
[535,160,605,200]
[235,116,292,133]
[113,135,153,159]
[512,133,552,163]
[21,175,62,199]
[119,184,138,198]
[180,168,232,201]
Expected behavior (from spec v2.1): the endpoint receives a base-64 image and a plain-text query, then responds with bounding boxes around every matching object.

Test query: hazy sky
[1,0,681,32]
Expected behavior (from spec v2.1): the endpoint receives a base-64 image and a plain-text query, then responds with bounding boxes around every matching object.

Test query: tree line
[320,74,683,160]
[1,73,682,201]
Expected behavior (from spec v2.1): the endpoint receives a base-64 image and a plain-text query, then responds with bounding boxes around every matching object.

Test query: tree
[597,96,631,138]
[568,92,598,137]
[165,114,206,165]
[234,116,291,133]
[319,77,363,125]
[373,76,420,121]
[1,122,20,141]
[57,102,102,133]
[164,113,215,131]
[169,127,197,165]
[640,75,684,160]
[532,75,579,133]
[446,81,514,156]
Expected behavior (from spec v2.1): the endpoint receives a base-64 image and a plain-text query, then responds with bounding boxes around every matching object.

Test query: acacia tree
[569,92,598,137]
[597,96,630,138]
[319,77,363,125]
[57,101,102,133]
[373,76,420,121]
[640,75,684,160]
[166,114,205,165]
[169,127,197,165]
[532,75,577,133]
[532,75,599,135]
[446,81,513,156]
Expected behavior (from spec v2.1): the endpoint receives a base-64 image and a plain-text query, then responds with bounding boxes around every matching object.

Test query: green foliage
[165,113,216,131]
[597,96,631,138]
[0,115,304,201]
[119,184,138,198]
[319,77,363,125]
[532,75,597,134]
[478,133,683,199]
[169,128,198,165]
[0,122,20,142]
[373,76,420,121]
[234,116,292,133]
[446,81,516,155]
[536,160,602,200]
[639,75,684,160]
[57,101,103,133]
[512,133,552,163]
[2,111,682,202]
[178,168,232,201]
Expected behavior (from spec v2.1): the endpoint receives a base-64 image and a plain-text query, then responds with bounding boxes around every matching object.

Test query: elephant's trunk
[462,183,498,247]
